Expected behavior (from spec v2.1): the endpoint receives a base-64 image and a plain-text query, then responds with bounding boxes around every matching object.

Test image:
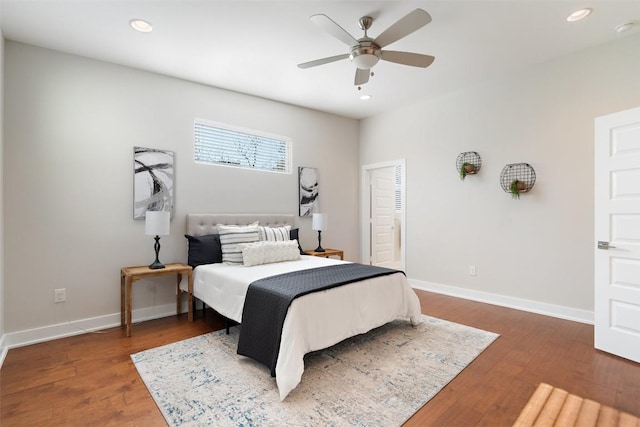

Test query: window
[194,119,291,173]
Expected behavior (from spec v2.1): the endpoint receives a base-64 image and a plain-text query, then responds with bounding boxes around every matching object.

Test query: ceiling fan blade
[354,68,370,86]
[297,53,350,69]
[374,9,432,48]
[310,14,358,47]
[381,51,435,68]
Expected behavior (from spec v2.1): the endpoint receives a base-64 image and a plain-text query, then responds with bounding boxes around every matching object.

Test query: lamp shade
[312,213,327,231]
[145,210,170,236]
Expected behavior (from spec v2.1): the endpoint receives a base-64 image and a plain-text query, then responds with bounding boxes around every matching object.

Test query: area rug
[513,383,640,427]
[131,315,498,426]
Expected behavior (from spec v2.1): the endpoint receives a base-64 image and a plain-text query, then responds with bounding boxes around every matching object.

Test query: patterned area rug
[131,315,498,426]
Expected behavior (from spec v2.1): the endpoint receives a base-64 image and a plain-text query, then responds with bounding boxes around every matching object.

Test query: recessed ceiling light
[360,94,372,101]
[566,8,592,22]
[130,19,153,33]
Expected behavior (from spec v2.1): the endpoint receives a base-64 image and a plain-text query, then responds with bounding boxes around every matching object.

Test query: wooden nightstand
[303,248,344,260]
[120,263,193,337]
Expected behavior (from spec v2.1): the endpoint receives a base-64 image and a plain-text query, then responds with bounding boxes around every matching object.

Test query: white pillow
[241,240,301,267]
[239,241,265,267]
[258,225,291,241]
[217,222,260,265]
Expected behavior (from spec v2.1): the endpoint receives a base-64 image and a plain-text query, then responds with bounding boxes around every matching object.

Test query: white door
[370,167,396,268]
[594,106,640,363]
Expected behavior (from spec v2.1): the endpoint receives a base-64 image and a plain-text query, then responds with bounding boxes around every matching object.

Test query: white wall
[360,33,640,319]
[3,42,359,339]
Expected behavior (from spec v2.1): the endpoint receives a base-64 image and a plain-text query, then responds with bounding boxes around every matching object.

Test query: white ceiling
[2,1,639,119]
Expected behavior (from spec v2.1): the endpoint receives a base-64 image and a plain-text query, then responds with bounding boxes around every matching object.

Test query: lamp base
[149,235,165,269]
[315,230,325,252]
[148,260,165,269]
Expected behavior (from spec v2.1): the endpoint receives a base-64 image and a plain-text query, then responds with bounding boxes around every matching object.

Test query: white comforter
[186,256,422,400]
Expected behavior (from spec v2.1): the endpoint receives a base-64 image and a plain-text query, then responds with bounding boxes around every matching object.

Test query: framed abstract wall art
[298,166,319,217]
[133,147,174,219]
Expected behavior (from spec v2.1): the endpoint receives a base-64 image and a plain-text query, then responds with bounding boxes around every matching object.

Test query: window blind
[194,120,291,173]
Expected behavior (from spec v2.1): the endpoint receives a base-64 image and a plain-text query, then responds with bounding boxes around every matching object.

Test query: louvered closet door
[370,167,395,268]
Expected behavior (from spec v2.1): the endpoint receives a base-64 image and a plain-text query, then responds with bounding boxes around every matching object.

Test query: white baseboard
[0,334,7,368]
[410,278,594,325]
[1,302,183,357]
[1,282,594,369]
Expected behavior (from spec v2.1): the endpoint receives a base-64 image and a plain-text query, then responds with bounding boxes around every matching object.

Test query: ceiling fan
[298,9,435,86]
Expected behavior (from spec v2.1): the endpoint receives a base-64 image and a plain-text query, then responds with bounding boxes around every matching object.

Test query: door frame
[361,159,406,271]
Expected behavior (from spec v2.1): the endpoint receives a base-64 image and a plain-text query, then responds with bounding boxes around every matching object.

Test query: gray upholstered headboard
[186,214,296,236]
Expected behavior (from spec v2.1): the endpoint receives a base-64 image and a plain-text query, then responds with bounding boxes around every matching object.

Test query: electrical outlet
[54,288,66,303]
[468,265,477,276]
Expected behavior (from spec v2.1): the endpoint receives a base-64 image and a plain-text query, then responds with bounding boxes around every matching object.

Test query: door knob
[597,241,617,250]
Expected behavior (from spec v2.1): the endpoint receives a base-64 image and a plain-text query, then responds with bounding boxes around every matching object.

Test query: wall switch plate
[469,265,477,276]
[54,288,66,303]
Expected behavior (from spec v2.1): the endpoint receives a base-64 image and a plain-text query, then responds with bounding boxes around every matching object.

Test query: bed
[182,213,422,400]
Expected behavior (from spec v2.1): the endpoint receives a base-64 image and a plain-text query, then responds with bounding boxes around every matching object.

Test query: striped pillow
[258,225,291,242]
[217,223,260,265]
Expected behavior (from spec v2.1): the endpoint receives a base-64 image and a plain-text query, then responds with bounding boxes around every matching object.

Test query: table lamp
[312,213,326,253]
[145,210,170,269]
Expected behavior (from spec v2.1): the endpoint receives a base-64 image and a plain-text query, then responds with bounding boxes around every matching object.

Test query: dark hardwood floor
[1,290,638,426]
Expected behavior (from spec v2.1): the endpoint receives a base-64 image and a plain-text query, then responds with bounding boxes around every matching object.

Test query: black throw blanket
[237,263,403,376]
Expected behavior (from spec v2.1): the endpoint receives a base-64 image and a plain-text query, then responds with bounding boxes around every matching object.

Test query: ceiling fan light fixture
[566,8,592,22]
[352,53,379,69]
[360,94,372,101]
[130,19,153,33]
[350,42,381,69]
